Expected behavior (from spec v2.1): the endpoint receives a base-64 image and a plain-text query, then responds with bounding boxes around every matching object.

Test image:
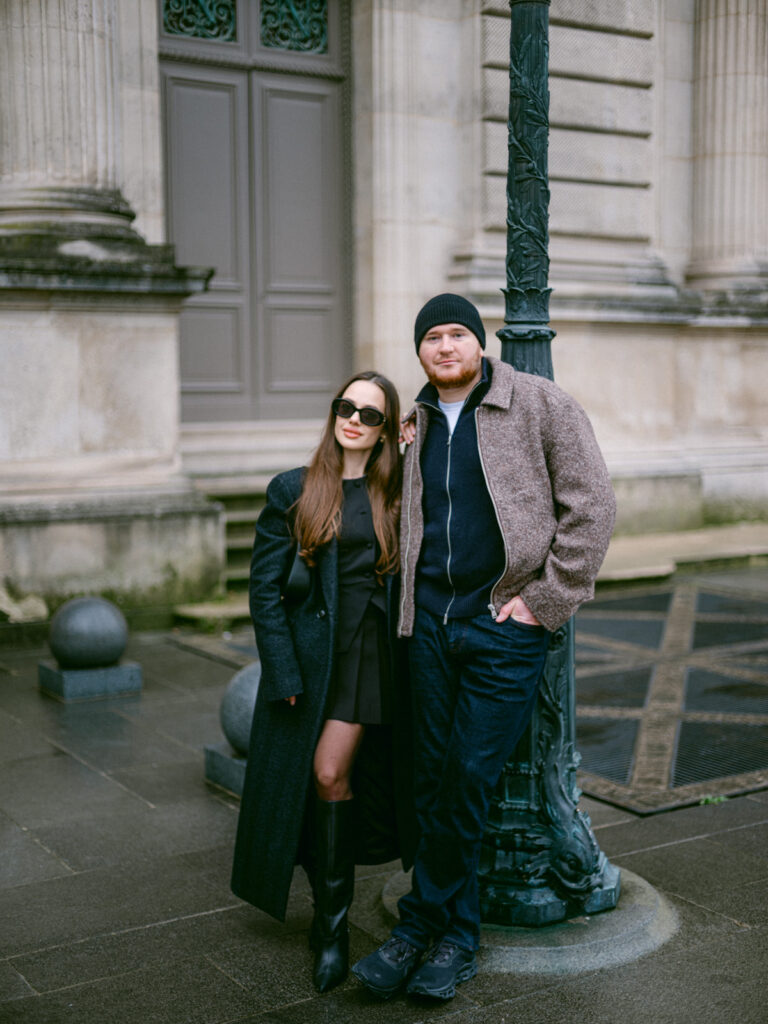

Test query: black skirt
[325,600,392,725]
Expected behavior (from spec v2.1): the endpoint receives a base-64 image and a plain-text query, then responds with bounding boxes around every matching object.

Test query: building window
[163,0,237,43]
[260,0,328,54]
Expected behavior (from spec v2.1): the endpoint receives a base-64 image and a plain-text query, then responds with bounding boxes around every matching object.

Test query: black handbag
[282,544,312,602]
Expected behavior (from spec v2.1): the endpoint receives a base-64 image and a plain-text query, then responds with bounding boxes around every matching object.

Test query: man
[351,293,616,1001]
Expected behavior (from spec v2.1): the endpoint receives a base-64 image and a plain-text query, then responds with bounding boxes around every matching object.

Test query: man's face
[418,323,483,392]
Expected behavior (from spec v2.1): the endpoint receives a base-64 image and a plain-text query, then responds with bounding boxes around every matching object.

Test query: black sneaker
[406,940,477,1000]
[351,936,423,999]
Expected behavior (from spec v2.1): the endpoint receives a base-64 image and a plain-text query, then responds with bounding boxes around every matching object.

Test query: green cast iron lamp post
[478,0,621,926]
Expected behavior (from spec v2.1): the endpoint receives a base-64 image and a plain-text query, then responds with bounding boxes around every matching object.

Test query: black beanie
[414,293,486,352]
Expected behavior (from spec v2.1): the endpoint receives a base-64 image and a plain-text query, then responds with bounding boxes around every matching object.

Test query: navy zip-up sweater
[414,360,506,620]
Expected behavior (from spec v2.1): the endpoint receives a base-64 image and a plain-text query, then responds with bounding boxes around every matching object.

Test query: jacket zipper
[405,376,489,628]
[399,412,419,629]
[474,406,508,619]
[433,380,487,624]
[443,432,456,624]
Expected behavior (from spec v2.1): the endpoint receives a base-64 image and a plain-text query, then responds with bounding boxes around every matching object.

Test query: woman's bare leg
[309,719,364,991]
[313,718,365,802]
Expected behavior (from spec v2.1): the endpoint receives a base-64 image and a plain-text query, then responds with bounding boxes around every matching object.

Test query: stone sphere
[220,661,261,756]
[48,597,128,670]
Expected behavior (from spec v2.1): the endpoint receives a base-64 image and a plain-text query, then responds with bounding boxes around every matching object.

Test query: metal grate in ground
[672,721,768,788]
[575,570,768,813]
[575,718,638,786]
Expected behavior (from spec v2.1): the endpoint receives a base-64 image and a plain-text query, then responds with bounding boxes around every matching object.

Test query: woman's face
[333,379,387,455]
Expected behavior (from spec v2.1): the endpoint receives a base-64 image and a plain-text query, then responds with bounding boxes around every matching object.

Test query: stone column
[0,0,129,228]
[686,0,768,289]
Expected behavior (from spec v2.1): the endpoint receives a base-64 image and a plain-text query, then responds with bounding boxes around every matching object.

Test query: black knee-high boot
[310,797,355,993]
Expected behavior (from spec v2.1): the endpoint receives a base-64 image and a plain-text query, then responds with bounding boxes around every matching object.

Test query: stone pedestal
[38,660,142,702]
[204,662,261,797]
[204,742,248,799]
[38,595,142,701]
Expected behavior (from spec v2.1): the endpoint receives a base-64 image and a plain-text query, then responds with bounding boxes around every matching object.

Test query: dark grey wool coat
[231,468,416,922]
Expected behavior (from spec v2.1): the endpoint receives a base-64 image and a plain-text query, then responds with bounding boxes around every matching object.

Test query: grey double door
[160,1,350,423]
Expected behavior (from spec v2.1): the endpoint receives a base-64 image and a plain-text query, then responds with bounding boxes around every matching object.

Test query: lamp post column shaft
[479,0,621,927]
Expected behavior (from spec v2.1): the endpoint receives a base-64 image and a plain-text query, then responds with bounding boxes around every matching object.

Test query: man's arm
[518,395,616,631]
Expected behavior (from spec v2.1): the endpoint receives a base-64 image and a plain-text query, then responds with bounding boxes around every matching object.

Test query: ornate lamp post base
[481,620,621,926]
[480,850,621,927]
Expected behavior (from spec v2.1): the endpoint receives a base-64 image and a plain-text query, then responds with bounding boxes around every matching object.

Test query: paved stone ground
[1,572,767,1023]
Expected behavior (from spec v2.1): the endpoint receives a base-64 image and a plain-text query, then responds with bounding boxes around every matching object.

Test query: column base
[0,489,224,616]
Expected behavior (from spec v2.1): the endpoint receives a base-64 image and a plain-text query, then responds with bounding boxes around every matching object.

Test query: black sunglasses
[332,398,386,427]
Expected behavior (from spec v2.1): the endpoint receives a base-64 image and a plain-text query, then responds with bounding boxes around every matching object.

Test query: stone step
[598,521,768,582]
[174,595,250,626]
[226,535,254,553]
[224,567,250,584]
[223,508,261,526]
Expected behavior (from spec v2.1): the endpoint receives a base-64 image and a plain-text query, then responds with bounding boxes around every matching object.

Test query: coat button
[317,609,326,618]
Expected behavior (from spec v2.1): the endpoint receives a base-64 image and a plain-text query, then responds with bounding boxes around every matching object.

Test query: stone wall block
[551,0,655,35]
[482,179,653,243]
[550,25,654,85]
[549,130,650,185]
[549,77,653,136]
[0,316,80,460]
[484,18,653,82]
[482,0,655,36]
[481,68,652,137]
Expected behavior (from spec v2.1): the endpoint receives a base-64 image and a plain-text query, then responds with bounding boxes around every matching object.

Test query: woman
[231,371,416,994]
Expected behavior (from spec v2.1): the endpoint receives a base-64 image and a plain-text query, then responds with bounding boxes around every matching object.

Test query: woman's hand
[495,595,541,626]
[284,696,297,706]
[399,412,416,445]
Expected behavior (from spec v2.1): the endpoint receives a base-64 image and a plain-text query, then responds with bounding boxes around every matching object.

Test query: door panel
[263,87,333,286]
[179,306,243,392]
[167,80,242,281]
[264,305,335,391]
[162,65,253,420]
[254,76,345,414]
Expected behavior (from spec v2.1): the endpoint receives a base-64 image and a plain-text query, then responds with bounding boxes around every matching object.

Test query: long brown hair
[293,371,402,576]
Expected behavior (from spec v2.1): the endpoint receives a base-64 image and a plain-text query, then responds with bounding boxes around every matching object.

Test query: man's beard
[424,361,481,391]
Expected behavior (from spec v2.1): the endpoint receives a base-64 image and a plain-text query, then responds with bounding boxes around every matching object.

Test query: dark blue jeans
[393,606,550,952]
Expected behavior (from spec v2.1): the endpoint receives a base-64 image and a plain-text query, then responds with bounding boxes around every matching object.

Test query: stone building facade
[1,0,767,616]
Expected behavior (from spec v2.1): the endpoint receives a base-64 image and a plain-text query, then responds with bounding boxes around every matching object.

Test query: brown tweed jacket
[398,356,616,634]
